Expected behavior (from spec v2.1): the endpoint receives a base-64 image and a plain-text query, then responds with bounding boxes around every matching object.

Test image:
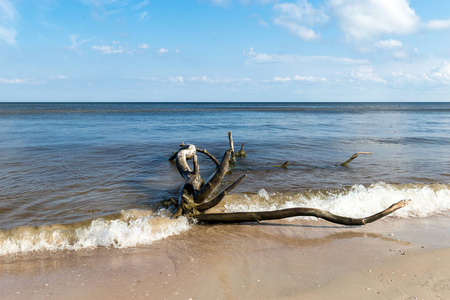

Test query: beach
[4,0,450,296]
[1,102,449,299]
[1,214,449,299]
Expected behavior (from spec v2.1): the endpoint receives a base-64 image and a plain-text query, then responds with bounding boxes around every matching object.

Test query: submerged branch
[235,142,247,157]
[274,161,289,168]
[228,131,236,164]
[339,152,372,167]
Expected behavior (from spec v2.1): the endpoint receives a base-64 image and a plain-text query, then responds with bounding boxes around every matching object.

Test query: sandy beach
[1,215,449,299]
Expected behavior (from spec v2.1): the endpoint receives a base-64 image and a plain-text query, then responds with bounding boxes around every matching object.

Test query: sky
[2,0,450,102]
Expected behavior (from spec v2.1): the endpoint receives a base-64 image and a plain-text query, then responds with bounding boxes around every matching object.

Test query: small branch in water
[338,152,372,167]
[235,142,247,157]
[274,161,289,168]
[228,131,236,164]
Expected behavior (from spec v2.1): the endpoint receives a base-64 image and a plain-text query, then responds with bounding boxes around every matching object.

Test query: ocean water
[0,102,449,255]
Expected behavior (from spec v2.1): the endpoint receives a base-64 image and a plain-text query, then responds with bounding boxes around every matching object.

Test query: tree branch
[196,148,220,167]
[192,200,411,225]
[196,174,247,212]
[228,131,236,164]
[235,142,247,157]
[339,152,372,167]
[193,150,232,204]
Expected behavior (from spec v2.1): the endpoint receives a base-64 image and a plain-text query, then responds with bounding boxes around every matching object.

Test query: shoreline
[1,215,449,299]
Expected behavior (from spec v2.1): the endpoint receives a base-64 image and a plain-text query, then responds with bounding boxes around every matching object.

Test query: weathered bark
[175,144,203,195]
[196,174,247,212]
[171,143,243,217]
[193,150,232,204]
[228,131,236,164]
[170,145,220,167]
[192,200,410,225]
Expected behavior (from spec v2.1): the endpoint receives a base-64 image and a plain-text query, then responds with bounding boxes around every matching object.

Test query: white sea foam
[224,182,450,219]
[2,182,449,255]
[0,209,190,256]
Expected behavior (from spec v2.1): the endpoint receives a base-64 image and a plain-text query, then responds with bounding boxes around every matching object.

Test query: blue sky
[2,0,450,101]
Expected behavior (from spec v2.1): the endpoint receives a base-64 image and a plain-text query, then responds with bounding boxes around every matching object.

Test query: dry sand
[1,215,449,299]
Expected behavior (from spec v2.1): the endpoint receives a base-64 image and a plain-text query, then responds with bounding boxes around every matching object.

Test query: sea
[0,102,449,255]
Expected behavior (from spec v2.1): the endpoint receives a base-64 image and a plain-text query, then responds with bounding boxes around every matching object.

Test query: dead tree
[169,141,409,225]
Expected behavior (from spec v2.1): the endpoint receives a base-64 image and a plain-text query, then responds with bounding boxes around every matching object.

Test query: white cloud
[273,19,319,40]
[392,50,408,60]
[425,19,450,30]
[431,62,450,82]
[157,48,168,55]
[375,39,403,49]
[293,75,326,82]
[386,62,450,86]
[49,75,68,80]
[272,75,326,82]
[0,77,41,84]
[273,76,291,82]
[245,47,369,65]
[330,0,420,41]
[133,0,149,10]
[390,70,431,84]
[350,67,387,84]
[188,76,251,84]
[0,78,27,84]
[79,0,128,6]
[207,0,231,6]
[169,76,184,84]
[274,0,328,40]
[138,43,149,49]
[139,11,149,21]
[0,76,66,85]
[249,14,269,27]
[92,45,128,54]
[0,0,18,46]
[68,34,94,53]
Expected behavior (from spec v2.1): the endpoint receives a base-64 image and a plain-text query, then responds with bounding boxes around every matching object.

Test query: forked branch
[196,175,247,212]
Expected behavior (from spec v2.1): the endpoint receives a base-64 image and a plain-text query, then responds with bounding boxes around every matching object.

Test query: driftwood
[338,152,372,166]
[235,142,247,157]
[169,136,408,225]
[274,161,289,168]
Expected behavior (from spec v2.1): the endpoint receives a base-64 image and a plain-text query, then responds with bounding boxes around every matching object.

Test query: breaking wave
[223,182,450,219]
[0,209,190,256]
[1,182,449,256]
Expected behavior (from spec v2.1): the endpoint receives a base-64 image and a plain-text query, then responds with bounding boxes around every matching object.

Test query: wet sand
[1,215,449,299]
